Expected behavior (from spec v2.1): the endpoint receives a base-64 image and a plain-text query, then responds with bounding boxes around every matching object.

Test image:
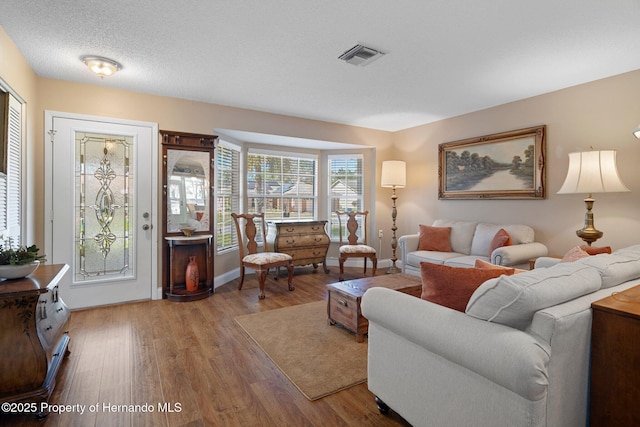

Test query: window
[216,142,240,252]
[328,154,364,240]
[247,150,317,221]
[0,90,22,244]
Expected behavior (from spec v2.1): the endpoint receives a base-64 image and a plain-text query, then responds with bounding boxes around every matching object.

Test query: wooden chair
[231,213,294,299]
[335,210,377,281]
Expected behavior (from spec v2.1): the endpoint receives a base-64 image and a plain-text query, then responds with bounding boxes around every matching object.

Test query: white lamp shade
[381,160,406,188]
[633,125,640,139]
[557,150,629,194]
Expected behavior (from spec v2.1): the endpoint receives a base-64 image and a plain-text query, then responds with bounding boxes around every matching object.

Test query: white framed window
[0,90,22,244]
[216,141,241,252]
[247,149,317,221]
[328,154,364,240]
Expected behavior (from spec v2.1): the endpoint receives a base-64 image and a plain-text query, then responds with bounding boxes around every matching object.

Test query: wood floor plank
[1,267,411,426]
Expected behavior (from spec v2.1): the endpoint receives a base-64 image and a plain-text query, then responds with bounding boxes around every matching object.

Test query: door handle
[142,224,152,231]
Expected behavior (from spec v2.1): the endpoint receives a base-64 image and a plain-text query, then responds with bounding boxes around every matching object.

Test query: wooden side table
[326,274,422,342]
[590,285,640,426]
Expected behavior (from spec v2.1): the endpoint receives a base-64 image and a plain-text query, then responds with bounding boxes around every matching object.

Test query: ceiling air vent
[338,44,385,66]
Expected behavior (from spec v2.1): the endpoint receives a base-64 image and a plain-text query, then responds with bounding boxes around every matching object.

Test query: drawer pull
[338,299,348,307]
[46,325,53,331]
[56,307,64,313]
[285,238,295,244]
[285,227,295,232]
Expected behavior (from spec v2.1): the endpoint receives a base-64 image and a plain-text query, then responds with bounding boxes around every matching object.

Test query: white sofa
[399,219,548,273]
[361,244,640,427]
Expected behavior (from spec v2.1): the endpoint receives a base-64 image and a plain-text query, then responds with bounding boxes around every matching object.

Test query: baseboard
[212,258,394,288]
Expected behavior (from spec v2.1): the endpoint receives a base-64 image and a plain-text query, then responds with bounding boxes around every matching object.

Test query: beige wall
[392,70,640,255]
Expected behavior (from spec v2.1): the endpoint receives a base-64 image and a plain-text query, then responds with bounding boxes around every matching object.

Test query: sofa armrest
[492,242,548,266]
[361,287,550,401]
[398,234,420,273]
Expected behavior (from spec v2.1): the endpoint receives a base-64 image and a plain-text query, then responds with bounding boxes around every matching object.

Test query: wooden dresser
[0,264,70,417]
[267,221,330,273]
[590,285,640,426]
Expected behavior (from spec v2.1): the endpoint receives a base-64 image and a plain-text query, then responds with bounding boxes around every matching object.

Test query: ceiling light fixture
[81,56,122,78]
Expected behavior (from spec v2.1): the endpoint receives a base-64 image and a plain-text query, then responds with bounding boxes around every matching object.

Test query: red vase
[185,256,199,292]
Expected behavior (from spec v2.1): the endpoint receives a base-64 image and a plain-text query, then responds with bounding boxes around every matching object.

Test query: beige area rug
[235,300,368,400]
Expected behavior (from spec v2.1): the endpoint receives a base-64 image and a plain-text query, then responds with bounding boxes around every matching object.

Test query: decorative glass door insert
[75,132,134,282]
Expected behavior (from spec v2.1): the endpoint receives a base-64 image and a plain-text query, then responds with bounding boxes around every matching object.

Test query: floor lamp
[381,160,406,274]
[557,150,629,245]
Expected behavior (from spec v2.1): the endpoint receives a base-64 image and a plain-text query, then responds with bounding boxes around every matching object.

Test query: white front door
[45,112,158,309]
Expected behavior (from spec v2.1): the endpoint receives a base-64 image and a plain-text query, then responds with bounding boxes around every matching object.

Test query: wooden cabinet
[590,285,640,427]
[165,235,213,302]
[161,130,217,301]
[267,221,330,273]
[0,264,70,417]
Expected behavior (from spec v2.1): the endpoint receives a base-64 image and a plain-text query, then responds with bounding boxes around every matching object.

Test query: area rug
[234,300,368,400]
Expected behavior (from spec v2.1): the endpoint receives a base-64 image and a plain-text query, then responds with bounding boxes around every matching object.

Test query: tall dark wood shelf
[160,130,217,301]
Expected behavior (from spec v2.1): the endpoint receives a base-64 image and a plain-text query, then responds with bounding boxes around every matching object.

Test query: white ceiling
[2,1,640,133]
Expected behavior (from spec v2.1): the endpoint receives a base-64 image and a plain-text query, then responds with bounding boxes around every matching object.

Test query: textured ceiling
[2,1,640,132]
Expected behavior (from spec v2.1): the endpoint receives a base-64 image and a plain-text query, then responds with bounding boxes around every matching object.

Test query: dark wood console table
[0,264,70,417]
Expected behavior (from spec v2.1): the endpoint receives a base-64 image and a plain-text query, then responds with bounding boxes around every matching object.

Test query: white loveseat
[399,219,548,273]
[361,244,640,427]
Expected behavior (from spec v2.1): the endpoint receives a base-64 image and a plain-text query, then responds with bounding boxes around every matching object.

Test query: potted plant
[0,238,46,280]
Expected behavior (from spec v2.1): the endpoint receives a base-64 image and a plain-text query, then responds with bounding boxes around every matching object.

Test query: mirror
[166,148,211,233]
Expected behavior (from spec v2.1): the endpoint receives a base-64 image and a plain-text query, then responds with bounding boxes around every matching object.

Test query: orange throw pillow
[420,262,509,312]
[488,228,512,257]
[418,224,452,252]
[474,259,525,274]
[580,245,612,255]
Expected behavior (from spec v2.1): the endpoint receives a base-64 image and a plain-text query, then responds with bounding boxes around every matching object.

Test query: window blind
[216,143,240,251]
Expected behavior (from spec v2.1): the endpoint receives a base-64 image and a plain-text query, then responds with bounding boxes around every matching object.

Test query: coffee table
[326,273,422,342]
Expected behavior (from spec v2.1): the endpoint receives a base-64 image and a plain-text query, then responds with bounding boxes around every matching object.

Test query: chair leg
[372,256,377,276]
[363,258,368,275]
[257,268,268,300]
[339,255,345,281]
[286,262,294,291]
[238,266,246,290]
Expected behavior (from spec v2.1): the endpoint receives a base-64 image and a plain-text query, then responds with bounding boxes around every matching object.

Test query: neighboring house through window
[247,149,318,221]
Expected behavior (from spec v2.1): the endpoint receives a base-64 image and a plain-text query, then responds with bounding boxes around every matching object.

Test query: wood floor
[1,267,412,427]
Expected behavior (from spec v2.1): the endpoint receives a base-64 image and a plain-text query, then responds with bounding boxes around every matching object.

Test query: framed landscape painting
[438,125,546,199]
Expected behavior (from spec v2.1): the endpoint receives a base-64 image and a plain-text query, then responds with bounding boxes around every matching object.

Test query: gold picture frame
[439,125,545,199]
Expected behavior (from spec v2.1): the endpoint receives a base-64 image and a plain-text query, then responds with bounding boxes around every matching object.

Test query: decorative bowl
[0,261,40,280]
[180,227,197,237]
